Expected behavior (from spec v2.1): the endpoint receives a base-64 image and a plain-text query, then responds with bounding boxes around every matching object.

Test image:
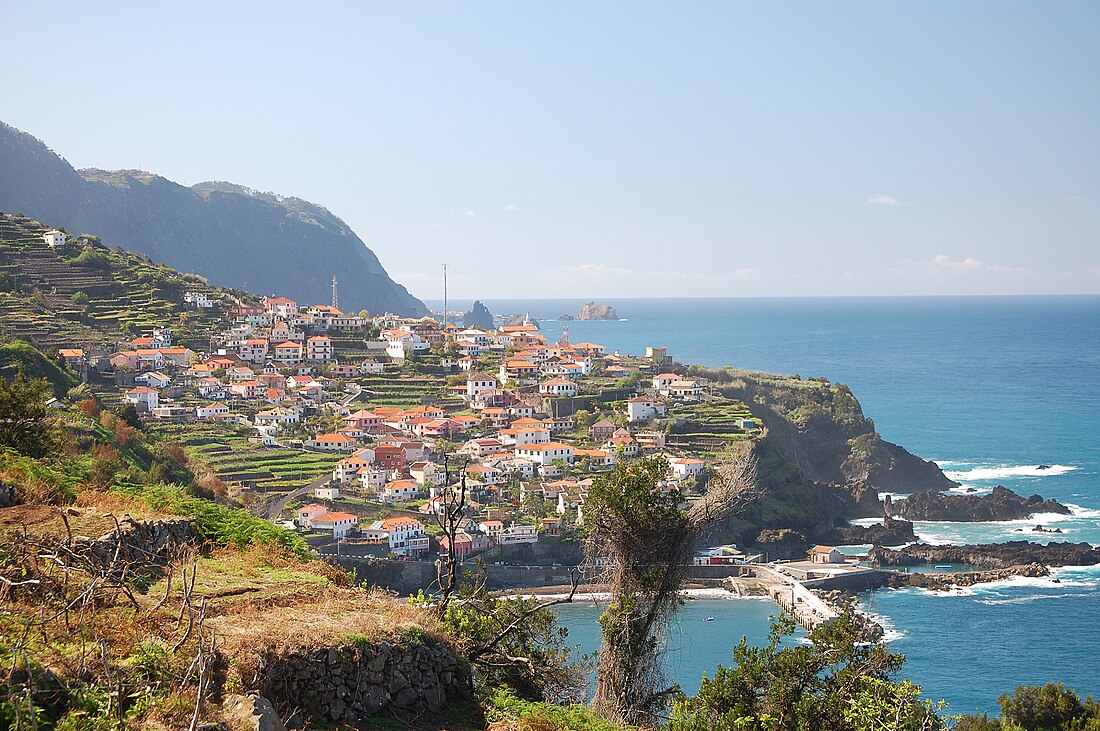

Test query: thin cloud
[463,209,477,217]
[914,254,1029,275]
[1064,194,1084,202]
[866,193,902,207]
[500,203,517,212]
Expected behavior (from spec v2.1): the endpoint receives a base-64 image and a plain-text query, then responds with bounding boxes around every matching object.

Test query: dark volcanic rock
[460,300,494,330]
[578,301,618,320]
[884,563,1050,590]
[869,541,1100,569]
[891,485,1070,522]
[819,516,916,546]
[751,529,809,560]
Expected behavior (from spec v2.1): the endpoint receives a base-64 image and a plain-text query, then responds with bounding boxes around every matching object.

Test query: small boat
[934,565,952,569]
[703,616,716,622]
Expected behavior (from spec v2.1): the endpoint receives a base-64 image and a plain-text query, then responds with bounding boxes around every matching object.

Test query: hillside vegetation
[0,212,238,351]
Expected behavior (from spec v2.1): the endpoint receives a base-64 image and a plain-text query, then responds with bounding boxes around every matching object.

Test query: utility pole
[442,264,448,330]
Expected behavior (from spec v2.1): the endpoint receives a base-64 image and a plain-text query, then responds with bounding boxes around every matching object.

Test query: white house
[652,372,681,391]
[498,524,538,545]
[196,403,230,420]
[255,407,300,428]
[497,426,551,447]
[383,330,428,361]
[183,291,214,308]
[238,339,270,363]
[626,397,662,422]
[306,433,358,452]
[306,336,334,363]
[539,377,577,397]
[380,480,421,503]
[315,484,341,500]
[310,512,359,539]
[297,503,328,525]
[124,386,159,413]
[810,546,847,564]
[272,341,303,364]
[668,379,703,400]
[363,517,429,557]
[669,457,705,481]
[135,371,171,389]
[514,442,575,466]
[466,372,498,399]
[43,230,68,247]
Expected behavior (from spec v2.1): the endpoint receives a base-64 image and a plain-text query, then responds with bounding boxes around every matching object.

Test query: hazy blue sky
[3,2,1097,300]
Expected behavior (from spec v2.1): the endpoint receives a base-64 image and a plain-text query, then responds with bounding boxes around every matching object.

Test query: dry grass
[0,490,176,543]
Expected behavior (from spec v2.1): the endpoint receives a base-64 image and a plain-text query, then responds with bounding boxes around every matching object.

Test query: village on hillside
[36,226,765,573]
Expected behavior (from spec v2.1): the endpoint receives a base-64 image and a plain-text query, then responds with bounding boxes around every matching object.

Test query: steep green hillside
[0,121,427,317]
[0,212,245,350]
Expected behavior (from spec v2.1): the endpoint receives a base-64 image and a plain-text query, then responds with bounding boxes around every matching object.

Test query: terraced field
[353,374,464,410]
[665,400,758,457]
[150,422,343,494]
[0,213,244,351]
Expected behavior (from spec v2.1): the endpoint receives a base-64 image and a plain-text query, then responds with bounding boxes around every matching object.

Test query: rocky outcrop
[817,517,915,547]
[716,375,957,494]
[252,639,466,725]
[461,300,494,330]
[0,481,19,508]
[751,529,809,560]
[578,301,618,320]
[884,563,1049,590]
[868,541,1100,569]
[889,486,1070,522]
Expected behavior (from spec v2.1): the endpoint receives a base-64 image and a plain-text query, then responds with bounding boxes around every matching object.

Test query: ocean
[429,295,1100,715]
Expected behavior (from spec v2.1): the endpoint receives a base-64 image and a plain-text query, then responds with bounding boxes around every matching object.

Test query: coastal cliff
[687,367,956,548]
[710,370,957,494]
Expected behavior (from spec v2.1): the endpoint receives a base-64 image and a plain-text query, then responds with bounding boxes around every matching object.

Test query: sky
[2,2,1098,300]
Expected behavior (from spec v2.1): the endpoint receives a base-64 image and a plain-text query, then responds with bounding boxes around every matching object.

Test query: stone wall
[0,481,18,508]
[251,639,467,725]
[77,517,195,574]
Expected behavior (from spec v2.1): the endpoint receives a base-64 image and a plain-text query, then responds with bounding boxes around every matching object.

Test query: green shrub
[117,483,310,558]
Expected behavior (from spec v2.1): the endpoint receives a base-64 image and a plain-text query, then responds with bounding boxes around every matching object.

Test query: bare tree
[584,450,760,726]
[429,453,586,701]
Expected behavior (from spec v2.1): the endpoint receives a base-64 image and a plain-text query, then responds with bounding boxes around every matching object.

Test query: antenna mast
[331,275,339,310]
[443,264,448,330]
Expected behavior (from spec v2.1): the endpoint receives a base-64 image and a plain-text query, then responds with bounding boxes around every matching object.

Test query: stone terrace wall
[253,638,467,725]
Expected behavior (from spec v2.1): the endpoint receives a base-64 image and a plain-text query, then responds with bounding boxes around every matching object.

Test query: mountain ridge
[0,121,427,316]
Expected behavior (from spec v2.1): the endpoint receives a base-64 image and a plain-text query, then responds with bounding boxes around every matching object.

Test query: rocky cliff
[714,370,956,494]
[0,122,427,316]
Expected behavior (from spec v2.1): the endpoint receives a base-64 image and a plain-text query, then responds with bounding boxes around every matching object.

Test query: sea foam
[943,464,1077,481]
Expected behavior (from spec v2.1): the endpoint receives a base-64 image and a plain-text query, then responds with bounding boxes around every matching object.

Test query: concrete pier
[728,561,887,631]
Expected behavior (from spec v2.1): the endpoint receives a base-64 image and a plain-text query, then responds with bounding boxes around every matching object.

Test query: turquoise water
[553,597,805,696]
[431,296,1100,714]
